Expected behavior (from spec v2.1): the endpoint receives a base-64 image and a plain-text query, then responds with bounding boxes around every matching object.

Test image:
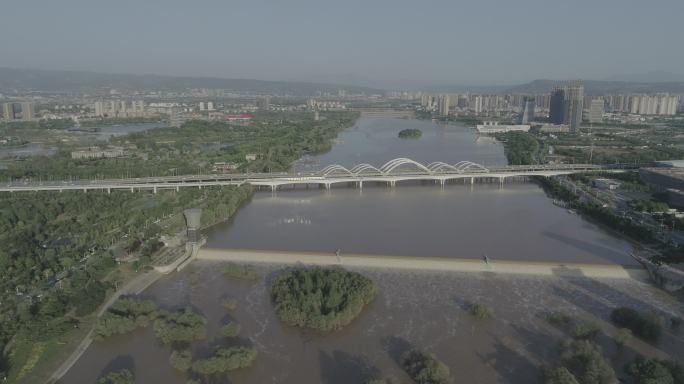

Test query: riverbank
[197,248,648,280]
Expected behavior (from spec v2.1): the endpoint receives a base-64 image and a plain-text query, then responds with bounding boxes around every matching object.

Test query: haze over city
[2,0,684,88]
[2,2,684,384]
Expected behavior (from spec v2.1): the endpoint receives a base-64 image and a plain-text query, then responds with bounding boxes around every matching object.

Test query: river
[58,118,683,384]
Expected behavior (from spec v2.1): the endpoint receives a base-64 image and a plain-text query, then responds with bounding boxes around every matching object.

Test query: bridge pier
[499,176,505,187]
[176,186,180,192]
[271,185,277,192]
[153,186,158,194]
[470,177,474,185]
[324,183,331,190]
[358,180,363,189]
[107,188,111,194]
[389,180,396,188]
[130,187,134,193]
[83,188,87,193]
[440,179,445,187]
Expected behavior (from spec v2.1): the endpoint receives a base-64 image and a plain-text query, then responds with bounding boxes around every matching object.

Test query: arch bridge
[0,158,630,193]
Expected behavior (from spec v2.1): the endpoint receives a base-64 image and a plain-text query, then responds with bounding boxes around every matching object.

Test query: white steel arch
[319,165,353,176]
[427,162,459,173]
[350,164,383,175]
[379,158,432,174]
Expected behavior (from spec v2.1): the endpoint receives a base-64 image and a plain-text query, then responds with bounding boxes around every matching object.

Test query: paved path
[47,270,162,384]
[197,248,648,280]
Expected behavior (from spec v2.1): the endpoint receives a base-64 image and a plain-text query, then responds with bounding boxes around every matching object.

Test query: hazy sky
[1,0,683,88]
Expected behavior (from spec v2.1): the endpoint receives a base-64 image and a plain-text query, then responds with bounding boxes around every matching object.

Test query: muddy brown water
[60,118,682,383]
[60,262,684,383]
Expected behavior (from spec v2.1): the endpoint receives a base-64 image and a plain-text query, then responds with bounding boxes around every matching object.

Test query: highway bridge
[0,158,631,193]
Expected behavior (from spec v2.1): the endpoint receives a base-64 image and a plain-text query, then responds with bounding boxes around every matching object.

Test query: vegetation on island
[556,339,615,384]
[610,307,662,342]
[270,268,377,331]
[169,349,193,372]
[221,321,241,338]
[398,128,422,139]
[153,307,207,345]
[96,369,134,384]
[401,349,452,384]
[94,298,159,339]
[191,347,258,376]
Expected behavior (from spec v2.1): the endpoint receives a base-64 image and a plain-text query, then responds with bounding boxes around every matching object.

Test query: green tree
[401,349,451,384]
[544,367,580,384]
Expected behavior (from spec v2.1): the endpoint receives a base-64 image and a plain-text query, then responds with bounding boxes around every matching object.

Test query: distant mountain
[505,79,684,95]
[603,71,684,83]
[0,67,383,96]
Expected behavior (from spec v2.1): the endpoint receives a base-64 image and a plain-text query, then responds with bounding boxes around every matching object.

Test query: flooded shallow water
[60,262,684,384]
[61,118,681,383]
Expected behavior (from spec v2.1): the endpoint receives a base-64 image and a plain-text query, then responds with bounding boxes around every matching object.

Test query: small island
[398,128,422,139]
[271,267,377,331]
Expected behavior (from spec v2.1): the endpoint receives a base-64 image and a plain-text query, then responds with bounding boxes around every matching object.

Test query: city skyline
[1,0,684,89]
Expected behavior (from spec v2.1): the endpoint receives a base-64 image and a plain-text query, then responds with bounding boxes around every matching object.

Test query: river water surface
[59,118,683,384]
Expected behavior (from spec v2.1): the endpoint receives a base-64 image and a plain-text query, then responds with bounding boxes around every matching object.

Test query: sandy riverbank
[197,248,648,280]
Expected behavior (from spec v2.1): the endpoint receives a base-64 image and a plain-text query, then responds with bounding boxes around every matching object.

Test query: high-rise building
[20,102,34,121]
[2,103,15,122]
[257,96,270,110]
[199,102,206,111]
[438,95,450,117]
[207,101,215,111]
[520,96,535,124]
[589,99,604,123]
[549,85,584,132]
[474,95,483,114]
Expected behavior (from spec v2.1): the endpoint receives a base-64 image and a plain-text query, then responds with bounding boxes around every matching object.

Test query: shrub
[547,312,573,329]
[223,262,259,280]
[468,303,493,320]
[191,347,257,375]
[610,307,662,341]
[271,268,377,331]
[572,322,600,340]
[221,321,241,338]
[559,339,615,384]
[222,298,238,311]
[613,328,631,350]
[97,369,134,384]
[401,349,451,384]
[169,349,193,372]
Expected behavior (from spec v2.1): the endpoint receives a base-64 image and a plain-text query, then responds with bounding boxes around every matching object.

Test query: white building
[476,121,530,134]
